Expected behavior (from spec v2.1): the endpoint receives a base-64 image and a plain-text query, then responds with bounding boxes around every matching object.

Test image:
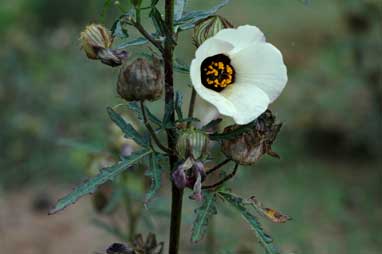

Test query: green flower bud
[176,128,209,160]
[193,15,234,47]
[80,24,127,67]
[117,57,163,101]
[221,110,282,165]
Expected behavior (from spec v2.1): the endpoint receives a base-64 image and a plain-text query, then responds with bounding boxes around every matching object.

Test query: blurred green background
[0,0,381,253]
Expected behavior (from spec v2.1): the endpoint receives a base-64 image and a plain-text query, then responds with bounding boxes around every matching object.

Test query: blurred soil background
[0,0,381,253]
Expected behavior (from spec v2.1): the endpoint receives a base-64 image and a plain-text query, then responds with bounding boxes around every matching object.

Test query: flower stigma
[200,54,235,92]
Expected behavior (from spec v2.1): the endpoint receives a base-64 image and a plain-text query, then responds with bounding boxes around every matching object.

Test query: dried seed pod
[193,15,234,47]
[176,128,209,160]
[117,58,163,101]
[80,24,127,67]
[221,110,282,165]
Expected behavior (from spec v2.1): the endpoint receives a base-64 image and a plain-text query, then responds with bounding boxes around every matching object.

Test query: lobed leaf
[145,153,164,204]
[49,149,152,214]
[246,196,291,224]
[107,107,148,147]
[218,191,280,254]
[191,191,218,243]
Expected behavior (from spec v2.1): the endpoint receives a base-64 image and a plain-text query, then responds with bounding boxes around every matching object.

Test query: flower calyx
[176,128,209,161]
[80,24,127,67]
[117,57,163,102]
[221,110,282,165]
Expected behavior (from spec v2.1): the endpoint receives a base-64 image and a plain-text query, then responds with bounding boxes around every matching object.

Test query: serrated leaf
[219,191,280,254]
[145,153,164,204]
[175,0,230,31]
[127,102,162,127]
[107,107,148,147]
[191,191,217,243]
[49,149,152,214]
[174,0,187,20]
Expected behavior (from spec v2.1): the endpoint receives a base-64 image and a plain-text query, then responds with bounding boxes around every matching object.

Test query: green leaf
[49,149,152,214]
[191,191,218,243]
[218,191,280,254]
[127,102,162,127]
[107,107,148,147]
[151,0,160,7]
[209,119,257,141]
[175,0,230,31]
[150,7,167,36]
[117,37,148,49]
[174,0,187,20]
[202,118,222,131]
[145,153,164,204]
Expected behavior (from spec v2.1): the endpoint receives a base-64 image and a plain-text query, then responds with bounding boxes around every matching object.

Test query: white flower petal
[214,25,265,53]
[190,58,236,117]
[195,38,233,59]
[229,42,287,102]
[220,83,270,124]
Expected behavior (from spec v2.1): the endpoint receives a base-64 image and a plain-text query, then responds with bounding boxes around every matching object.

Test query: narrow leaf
[175,0,230,30]
[174,0,187,20]
[127,102,162,127]
[145,153,164,204]
[49,149,152,214]
[219,191,280,254]
[107,107,148,147]
[209,119,257,141]
[191,191,218,243]
[117,37,148,49]
[174,58,190,73]
[175,91,184,121]
[202,118,223,131]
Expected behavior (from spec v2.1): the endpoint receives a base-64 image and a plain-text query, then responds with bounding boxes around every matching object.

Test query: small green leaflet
[175,0,230,31]
[145,153,164,204]
[191,191,218,243]
[49,149,152,215]
[107,107,148,147]
[218,191,280,254]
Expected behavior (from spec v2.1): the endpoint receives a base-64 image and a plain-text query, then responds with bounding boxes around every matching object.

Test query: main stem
[163,1,183,254]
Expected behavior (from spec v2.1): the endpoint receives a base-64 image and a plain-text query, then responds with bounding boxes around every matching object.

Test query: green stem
[162,1,183,254]
[187,88,197,128]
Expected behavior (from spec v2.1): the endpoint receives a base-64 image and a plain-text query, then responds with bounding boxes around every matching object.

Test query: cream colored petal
[195,37,234,59]
[214,25,265,53]
[229,42,287,102]
[190,58,236,117]
[221,82,270,125]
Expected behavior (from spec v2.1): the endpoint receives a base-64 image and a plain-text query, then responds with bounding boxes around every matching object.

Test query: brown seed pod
[117,57,163,101]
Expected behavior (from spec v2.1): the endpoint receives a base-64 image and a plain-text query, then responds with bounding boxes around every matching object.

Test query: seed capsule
[193,15,234,47]
[117,57,163,101]
[221,110,282,165]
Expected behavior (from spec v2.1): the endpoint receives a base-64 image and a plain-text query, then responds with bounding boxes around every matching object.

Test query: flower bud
[80,24,127,67]
[176,128,209,160]
[117,57,163,101]
[221,110,282,165]
[193,15,234,47]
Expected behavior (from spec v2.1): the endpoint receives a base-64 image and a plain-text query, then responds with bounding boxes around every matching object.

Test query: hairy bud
[221,110,282,165]
[193,15,234,47]
[117,58,163,101]
[80,24,127,67]
[176,128,209,160]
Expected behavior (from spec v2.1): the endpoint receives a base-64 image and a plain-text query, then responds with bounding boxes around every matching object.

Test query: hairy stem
[206,158,231,175]
[187,88,197,128]
[162,1,183,254]
[202,163,239,189]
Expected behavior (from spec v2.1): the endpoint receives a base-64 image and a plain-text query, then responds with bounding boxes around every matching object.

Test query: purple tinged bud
[172,158,193,189]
